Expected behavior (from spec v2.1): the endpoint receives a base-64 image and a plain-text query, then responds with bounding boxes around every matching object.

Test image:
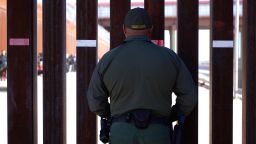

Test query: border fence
[5,0,256,144]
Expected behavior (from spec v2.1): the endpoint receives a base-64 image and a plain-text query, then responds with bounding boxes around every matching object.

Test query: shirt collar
[124,35,151,42]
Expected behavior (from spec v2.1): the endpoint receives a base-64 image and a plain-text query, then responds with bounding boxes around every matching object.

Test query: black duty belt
[112,113,170,127]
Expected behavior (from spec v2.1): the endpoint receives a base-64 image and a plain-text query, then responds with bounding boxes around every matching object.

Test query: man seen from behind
[87,7,197,144]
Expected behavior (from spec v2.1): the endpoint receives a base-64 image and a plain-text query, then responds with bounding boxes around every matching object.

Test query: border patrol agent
[87,7,197,144]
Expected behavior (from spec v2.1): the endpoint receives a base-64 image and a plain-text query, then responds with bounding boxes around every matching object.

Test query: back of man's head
[124,7,152,30]
[123,8,153,37]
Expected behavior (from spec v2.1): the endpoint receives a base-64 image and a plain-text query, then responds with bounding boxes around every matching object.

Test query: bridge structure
[0,0,256,144]
[97,0,243,30]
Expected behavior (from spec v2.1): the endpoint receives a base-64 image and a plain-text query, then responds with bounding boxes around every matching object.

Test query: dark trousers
[110,122,171,144]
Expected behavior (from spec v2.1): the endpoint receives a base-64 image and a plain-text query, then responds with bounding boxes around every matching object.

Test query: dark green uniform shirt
[87,35,197,117]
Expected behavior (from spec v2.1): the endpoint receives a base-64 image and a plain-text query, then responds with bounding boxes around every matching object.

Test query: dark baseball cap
[124,7,152,30]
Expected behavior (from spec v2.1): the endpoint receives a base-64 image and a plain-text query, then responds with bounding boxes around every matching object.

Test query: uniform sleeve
[173,58,197,116]
[87,61,110,117]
